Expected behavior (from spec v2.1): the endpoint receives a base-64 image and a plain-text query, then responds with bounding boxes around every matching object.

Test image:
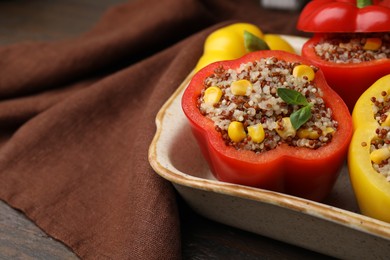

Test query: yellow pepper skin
[263,34,295,54]
[348,74,390,223]
[195,23,295,72]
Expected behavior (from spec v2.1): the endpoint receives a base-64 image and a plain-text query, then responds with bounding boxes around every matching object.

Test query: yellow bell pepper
[263,34,295,54]
[194,23,295,72]
[348,74,390,223]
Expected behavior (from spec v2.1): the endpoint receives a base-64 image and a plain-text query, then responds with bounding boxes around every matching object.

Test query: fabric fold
[0,0,303,259]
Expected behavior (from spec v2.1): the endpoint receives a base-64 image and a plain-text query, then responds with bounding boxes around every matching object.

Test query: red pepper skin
[301,34,390,111]
[182,50,352,202]
[297,0,390,33]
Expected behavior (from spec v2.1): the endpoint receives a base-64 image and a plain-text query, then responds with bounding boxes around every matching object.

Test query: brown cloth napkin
[0,0,304,259]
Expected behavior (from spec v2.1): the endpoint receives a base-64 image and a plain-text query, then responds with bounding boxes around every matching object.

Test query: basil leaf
[290,105,312,130]
[277,88,308,106]
[244,30,270,52]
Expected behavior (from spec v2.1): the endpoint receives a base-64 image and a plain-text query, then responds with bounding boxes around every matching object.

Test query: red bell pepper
[297,0,390,33]
[301,34,390,111]
[182,50,352,201]
[297,0,390,111]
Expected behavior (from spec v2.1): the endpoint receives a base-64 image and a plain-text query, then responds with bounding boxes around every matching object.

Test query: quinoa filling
[368,92,390,182]
[197,57,338,153]
[314,33,390,63]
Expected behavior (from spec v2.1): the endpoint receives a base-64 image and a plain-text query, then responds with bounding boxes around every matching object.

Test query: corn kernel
[230,79,252,96]
[323,127,335,136]
[363,38,382,51]
[247,124,265,143]
[228,121,246,142]
[275,117,296,139]
[297,128,320,139]
[339,42,352,49]
[203,86,223,105]
[370,147,390,164]
[381,114,390,127]
[293,64,315,81]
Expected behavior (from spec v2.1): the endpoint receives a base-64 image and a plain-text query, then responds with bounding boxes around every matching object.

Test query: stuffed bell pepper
[348,74,390,223]
[182,50,352,201]
[297,0,390,111]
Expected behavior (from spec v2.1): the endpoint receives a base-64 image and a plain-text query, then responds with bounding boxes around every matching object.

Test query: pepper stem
[357,0,372,8]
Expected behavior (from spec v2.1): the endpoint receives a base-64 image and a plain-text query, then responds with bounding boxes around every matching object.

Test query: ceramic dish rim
[148,35,390,240]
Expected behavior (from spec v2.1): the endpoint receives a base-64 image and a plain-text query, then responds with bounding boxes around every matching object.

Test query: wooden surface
[0,1,332,259]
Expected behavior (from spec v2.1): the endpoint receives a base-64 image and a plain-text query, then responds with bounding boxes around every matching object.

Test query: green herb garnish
[277,88,313,130]
[244,30,270,52]
[357,0,372,8]
[277,87,308,106]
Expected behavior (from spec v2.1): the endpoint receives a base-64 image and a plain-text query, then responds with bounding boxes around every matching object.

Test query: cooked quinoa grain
[197,57,338,153]
[370,91,390,182]
[314,33,390,63]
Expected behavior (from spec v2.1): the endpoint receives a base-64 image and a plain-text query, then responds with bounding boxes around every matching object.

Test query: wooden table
[0,1,332,259]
